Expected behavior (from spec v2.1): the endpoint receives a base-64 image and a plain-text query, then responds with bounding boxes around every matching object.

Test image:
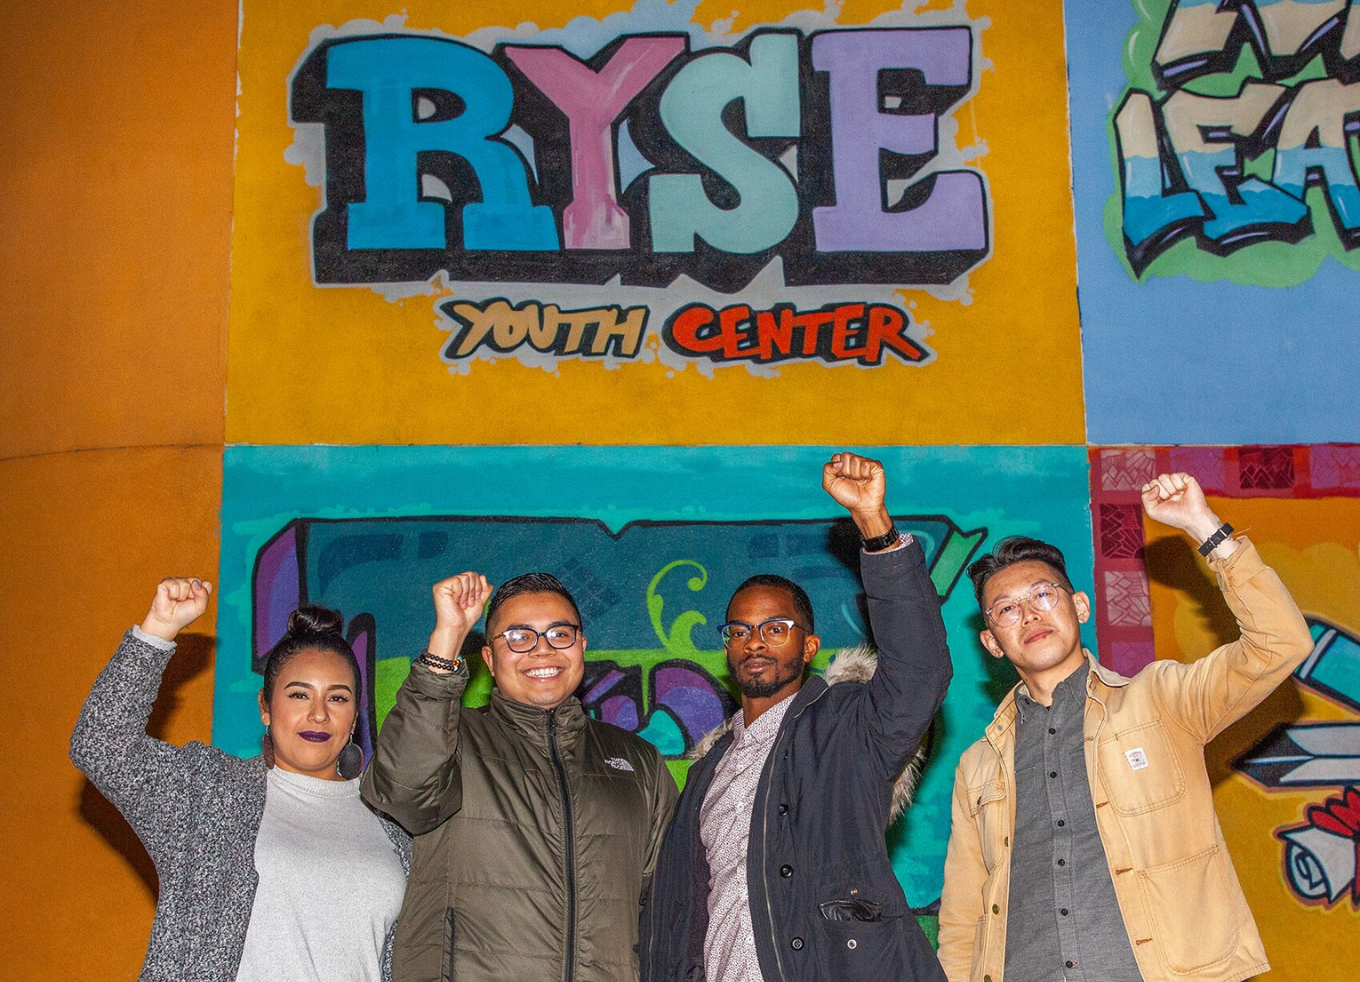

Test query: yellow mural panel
[226,0,1083,445]
[1147,497,1360,979]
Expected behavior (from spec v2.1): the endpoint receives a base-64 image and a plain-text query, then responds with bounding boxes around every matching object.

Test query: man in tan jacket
[937,472,1313,982]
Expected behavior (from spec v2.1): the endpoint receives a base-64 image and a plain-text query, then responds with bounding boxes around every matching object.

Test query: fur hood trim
[687,644,926,823]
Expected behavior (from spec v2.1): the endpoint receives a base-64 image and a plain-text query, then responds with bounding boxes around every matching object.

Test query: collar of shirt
[730,693,796,751]
[1016,659,1090,725]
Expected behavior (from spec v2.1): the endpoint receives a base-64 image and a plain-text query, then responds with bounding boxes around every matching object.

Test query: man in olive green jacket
[938,472,1313,982]
[363,571,678,982]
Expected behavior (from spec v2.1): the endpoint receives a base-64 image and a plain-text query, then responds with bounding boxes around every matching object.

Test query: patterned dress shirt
[699,695,796,982]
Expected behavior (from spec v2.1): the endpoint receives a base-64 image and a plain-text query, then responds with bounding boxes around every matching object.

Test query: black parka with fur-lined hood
[640,539,952,982]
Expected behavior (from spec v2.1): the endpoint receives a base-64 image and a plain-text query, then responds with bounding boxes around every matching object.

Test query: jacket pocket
[1137,845,1238,974]
[819,898,884,922]
[967,779,1008,872]
[1096,719,1186,816]
[815,910,904,980]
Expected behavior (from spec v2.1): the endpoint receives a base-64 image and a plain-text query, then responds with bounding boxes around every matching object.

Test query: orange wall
[0,1,237,977]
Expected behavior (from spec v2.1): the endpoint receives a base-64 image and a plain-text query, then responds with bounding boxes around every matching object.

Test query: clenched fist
[427,572,494,664]
[140,577,213,641]
[823,452,892,539]
[1141,472,1237,557]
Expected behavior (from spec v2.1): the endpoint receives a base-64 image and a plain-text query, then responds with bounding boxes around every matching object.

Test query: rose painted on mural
[1279,786,1360,908]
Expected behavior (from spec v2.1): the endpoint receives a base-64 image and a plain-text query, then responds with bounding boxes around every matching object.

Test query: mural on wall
[228,0,1085,446]
[1113,0,1360,280]
[1131,456,1360,969]
[213,444,1095,907]
[248,513,987,765]
[1064,0,1360,446]
[1242,617,1360,908]
[288,13,989,373]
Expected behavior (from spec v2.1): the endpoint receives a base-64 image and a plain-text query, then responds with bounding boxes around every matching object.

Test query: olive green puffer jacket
[362,661,677,982]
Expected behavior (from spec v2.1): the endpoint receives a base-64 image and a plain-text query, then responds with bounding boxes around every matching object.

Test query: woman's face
[258,647,359,781]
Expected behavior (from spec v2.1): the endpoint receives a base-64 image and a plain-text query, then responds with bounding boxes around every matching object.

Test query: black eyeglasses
[495,624,582,653]
[717,618,808,648]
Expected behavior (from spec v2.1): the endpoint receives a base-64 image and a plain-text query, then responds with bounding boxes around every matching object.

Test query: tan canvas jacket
[938,538,1312,982]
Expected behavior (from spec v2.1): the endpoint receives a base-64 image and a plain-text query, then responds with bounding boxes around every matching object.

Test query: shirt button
[780,864,794,878]
[991,904,1000,914]
[1057,820,1066,827]
[1060,908,1069,916]
[790,937,804,951]
[778,803,789,815]
[1049,771,1058,779]
[1048,727,1056,734]
[1057,859,1066,866]
[1066,961,1075,969]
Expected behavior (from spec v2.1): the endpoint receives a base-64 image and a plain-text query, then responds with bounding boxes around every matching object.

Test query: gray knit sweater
[70,631,411,982]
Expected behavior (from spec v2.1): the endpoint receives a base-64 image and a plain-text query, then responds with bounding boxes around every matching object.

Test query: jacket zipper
[548,709,577,982]
[756,685,827,982]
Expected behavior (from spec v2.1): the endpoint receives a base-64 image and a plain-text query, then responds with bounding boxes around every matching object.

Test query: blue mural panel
[216,445,1094,906]
[1065,0,1360,444]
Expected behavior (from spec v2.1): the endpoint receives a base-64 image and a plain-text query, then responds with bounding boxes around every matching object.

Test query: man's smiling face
[482,591,586,710]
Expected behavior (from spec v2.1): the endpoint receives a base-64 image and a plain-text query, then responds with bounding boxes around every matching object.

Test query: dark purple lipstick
[298,731,332,743]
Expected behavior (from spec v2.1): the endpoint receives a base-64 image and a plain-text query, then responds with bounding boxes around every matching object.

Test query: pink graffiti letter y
[507,37,686,250]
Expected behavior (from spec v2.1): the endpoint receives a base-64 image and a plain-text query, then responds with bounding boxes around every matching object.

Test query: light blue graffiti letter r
[326,36,558,252]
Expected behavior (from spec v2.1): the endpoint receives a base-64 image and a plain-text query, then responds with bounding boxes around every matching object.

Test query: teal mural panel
[216,445,1094,906]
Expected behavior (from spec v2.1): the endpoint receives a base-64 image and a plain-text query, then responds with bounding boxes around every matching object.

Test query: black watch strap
[1198,522,1235,557]
[861,522,900,553]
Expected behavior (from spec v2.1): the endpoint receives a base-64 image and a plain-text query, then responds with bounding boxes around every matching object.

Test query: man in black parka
[640,452,952,982]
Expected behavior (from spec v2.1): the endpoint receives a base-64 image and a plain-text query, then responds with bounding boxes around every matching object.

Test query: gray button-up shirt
[699,697,795,982]
[1004,661,1143,982]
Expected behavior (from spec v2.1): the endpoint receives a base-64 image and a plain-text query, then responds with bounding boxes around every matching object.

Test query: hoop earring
[261,724,276,769]
[336,735,363,780]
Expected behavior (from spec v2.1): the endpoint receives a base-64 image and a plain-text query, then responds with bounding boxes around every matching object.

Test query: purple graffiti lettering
[810,29,987,255]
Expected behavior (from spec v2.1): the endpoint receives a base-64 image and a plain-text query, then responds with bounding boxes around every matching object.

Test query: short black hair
[486,572,582,633]
[967,536,1075,609]
[261,605,360,701]
[728,574,816,632]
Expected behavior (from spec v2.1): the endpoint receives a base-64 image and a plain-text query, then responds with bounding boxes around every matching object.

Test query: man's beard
[731,656,803,699]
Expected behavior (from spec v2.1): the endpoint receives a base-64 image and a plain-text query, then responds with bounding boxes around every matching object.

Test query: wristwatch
[1197,522,1234,557]
[861,522,900,553]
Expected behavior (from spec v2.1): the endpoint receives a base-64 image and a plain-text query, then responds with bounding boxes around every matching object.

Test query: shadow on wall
[75,632,217,902]
[1143,536,1306,789]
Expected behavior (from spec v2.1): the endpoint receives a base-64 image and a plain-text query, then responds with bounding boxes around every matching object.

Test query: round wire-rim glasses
[984,582,1069,628]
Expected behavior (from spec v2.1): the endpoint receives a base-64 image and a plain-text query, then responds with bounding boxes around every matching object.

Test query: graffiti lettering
[249,512,986,760]
[289,26,990,291]
[440,298,649,360]
[1114,2,1360,274]
[663,301,928,367]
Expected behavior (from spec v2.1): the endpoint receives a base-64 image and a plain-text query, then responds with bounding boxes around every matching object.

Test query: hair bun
[284,604,346,640]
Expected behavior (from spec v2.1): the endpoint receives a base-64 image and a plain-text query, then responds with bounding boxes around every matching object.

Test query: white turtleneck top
[234,766,406,982]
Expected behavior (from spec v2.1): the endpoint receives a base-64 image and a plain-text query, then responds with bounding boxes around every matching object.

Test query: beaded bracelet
[418,650,462,673]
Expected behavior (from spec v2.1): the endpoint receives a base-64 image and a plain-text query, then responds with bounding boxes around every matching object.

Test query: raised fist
[1141,472,1221,541]
[140,577,212,641]
[428,572,493,661]
[822,452,887,516]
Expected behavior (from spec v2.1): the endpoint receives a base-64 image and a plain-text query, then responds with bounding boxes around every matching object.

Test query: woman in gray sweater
[71,577,411,982]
